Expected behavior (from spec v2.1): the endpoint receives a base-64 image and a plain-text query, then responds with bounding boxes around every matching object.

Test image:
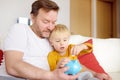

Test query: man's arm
[4,50,79,80]
[4,50,53,79]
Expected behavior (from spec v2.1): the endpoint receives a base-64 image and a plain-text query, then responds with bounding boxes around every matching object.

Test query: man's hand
[52,67,79,80]
[54,58,79,80]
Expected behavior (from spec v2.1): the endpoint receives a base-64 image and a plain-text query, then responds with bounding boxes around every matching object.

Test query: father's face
[31,9,58,38]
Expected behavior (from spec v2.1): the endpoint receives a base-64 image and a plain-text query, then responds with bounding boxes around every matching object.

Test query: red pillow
[78,39,106,73]
[0,49,3,65]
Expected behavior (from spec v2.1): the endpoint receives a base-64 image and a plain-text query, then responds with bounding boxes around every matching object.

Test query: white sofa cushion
[69,35,91,44]
[93,38,120,72]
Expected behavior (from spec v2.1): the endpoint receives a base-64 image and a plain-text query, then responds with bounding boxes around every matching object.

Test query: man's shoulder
[13,23,29,28]
[9,23,30,34]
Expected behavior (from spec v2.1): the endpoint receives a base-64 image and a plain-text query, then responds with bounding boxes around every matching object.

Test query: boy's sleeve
[78,39,93,56]
[47,52,57,71]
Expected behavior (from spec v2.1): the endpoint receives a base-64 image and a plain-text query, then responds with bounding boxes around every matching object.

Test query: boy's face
[50,33,70,55]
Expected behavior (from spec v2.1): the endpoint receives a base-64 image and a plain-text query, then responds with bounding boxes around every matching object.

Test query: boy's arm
[78,42,93,56]
[47,52,57,71]
[70,43,92,56]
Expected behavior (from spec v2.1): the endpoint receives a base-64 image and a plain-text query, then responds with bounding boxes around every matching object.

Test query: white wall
[53,0,70,28]
[0,0,34,42]
[0,0,70,45]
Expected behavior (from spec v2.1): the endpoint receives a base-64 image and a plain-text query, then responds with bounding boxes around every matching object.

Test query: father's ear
[30,14,35,24]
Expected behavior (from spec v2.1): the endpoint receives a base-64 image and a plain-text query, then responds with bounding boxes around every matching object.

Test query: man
[0,0,79,80]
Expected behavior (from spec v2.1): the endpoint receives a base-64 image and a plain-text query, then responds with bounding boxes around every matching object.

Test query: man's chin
[41,34,49,38]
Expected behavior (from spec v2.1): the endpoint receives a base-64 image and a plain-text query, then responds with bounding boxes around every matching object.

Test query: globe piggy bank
[65,60,82,75]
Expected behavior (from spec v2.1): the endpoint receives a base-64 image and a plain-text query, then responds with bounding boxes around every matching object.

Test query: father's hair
[30,0,59,16]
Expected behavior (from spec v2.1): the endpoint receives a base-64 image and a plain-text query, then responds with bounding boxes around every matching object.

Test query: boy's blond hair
[49,24,70,40]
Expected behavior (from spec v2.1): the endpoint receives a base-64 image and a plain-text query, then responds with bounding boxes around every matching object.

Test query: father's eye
[52,22,55,25]
[43,21,49,24]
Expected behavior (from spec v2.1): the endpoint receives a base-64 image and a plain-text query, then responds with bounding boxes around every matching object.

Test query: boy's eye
[56,41,60,42]
[64,40,66,41]
[64,39,67,41]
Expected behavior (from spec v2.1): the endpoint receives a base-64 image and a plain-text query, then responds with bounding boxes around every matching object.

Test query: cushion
[93,38,120,72]
[77,39,106,73]
[69,35,91,44]
[69,35,106,73]
[0,50,3,65]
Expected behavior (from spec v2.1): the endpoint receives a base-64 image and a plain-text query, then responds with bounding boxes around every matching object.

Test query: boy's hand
[56,58,70,69]
[71,44,88,55]
[54,58,80,80]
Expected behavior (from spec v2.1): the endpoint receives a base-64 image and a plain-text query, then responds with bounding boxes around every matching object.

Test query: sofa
[0,35,120,80]
[69,35,120,80]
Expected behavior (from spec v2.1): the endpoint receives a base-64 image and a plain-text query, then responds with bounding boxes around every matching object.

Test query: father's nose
[48,23,55,30]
